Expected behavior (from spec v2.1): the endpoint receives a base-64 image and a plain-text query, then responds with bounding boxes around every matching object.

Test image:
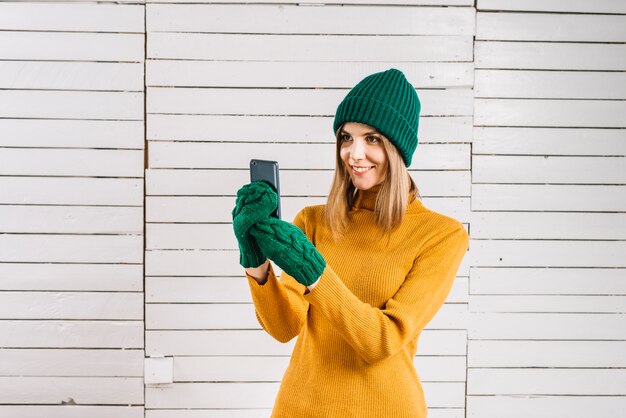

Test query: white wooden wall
[1,1,624,418]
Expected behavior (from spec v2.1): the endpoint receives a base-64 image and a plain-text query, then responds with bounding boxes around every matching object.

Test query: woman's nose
[350,139,366,160]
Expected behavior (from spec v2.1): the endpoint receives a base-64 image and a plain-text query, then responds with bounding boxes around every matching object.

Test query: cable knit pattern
[251,217,326,286]
[245,187,470,418]
[232,181,278,268]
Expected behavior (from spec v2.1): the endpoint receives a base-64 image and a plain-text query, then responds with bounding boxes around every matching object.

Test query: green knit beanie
[333,68,421,167]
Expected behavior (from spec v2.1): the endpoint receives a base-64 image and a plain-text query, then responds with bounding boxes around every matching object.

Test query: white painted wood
[145,302,465,330]
[473,127,626,156]
[148,115,472,143]
[467,395,626,418]
[147,410,271,418]
[148,61,473,89]
[150,0,473,4]
[472,184,626,211]
[146,330,466,356]
[0,320,143,348]
[477,12,626,41]
[0,263,142,292]
[475,99,626,128]
[0,235,143,263]
[0,3,144,32]
[475,41,626,70]
[0,149,144,177]
[146,275,468,303]
[478,0,626,13]
[147,4,475,35]
[0,32,144,61]
[471,240,626,268]
[0,349,144,376]
[470,212,626,239]
[0,91,143,120]
[0,406,143,418]
[470,267,626,295]
[0,376,143,404]
[149,33,472,61]
[469,313,626,339]
[475,70,626,100]
[0,177,143,205]
[473,155,626,184]
[0,61,143,91]
[145,169,470,197]
[149,142,470,170]
[468,368,626,395]
[0,119,144,149]
[471,295,626,313]
[0,292,143,320]
[468,340,626,367]
[0,206,143,234]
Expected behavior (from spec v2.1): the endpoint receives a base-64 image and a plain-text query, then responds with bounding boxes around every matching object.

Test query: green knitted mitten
[250,217,326,286]
[232,181,278,268]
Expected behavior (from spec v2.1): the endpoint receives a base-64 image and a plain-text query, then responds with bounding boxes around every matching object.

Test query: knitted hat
[333,68,421,167]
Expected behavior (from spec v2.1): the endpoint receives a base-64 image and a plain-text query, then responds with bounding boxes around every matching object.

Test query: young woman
[232,68,469,417]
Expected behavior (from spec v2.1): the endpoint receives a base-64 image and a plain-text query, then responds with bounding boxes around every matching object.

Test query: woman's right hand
[231,181,278,268]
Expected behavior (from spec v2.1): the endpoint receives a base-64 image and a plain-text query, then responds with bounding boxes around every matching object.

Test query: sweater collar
[352,184,424,213]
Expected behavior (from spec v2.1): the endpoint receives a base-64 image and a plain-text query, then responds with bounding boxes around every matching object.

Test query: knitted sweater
[246,186,470,417]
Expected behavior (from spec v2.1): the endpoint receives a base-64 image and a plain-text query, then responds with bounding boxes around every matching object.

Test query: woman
[232,68,469,417]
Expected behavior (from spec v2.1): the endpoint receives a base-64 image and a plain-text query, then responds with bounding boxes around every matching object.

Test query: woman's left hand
[250,217,326,287]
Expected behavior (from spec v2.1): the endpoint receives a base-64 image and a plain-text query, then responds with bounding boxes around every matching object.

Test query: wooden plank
[149,33,473,61]
[0,149,144,177]
[0,406,143,418]
[467,395,626,418]
[468,340,626,367]
[0,235,143,263]
[0,349,144,376]
[149,142,469,170]
[473,127,626,156]
[0,62,143,91]
[471,295,626,313]
[146,329,466,356]
[147,4,475,35]
[470,212,626,239]
[471,240,626,268]
[0,32,144,62]
[469,312,626,339]
[0,206,143,234]
[472,184,626,211]
[478,0,626,13]
[147,115,472,143]
[468,368,626,395]
[0,3,144,32]
[0,263,142,292]
[475,70,626,100]
[0,177,143,205]
[145,169,470,197]
[0,119,144,149]
[0,292,143,320]
[145,302,465,330]
[469,267,626,295]
[473,155,626,184]
[477,12,626,42]
[0,320,143,348]
[146,381,463,408]
[475,41,626,71]
[149,0,473,4]
[475,99,626,128]
[0,376,143,404]
[148,61,473,89]
[147,410,271,418]
[0,91,143,120]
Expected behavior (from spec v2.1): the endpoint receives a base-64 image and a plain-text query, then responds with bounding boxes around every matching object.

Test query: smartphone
[249,159,281,219]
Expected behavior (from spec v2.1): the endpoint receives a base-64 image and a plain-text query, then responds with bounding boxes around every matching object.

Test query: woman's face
[339,122,389,191]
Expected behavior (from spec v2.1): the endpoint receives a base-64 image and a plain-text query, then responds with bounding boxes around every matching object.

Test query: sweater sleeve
[246,210,310,343]
[304,223,469,364]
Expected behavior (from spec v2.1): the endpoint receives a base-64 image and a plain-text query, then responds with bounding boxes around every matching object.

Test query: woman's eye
[367,136,380,143]
[341,134,352,142]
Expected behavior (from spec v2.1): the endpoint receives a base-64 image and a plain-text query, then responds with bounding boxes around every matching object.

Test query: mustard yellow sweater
[246,186,469,417]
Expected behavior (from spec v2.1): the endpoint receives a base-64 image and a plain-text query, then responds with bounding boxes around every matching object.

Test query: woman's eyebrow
[340,130,379,136]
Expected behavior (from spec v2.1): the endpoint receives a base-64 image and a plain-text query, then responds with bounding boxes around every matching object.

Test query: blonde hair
[325,124,420,238]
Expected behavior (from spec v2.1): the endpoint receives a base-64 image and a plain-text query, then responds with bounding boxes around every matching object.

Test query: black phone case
[249,159,281,219]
